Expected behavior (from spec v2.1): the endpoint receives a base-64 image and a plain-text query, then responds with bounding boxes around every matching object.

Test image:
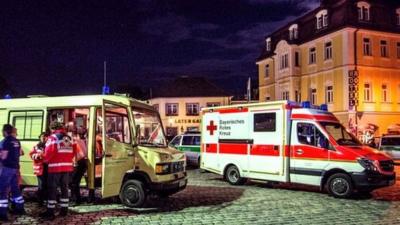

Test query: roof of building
[257,0,400,61]
[151,76,231,98]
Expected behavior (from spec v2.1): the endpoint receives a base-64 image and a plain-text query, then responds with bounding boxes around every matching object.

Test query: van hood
[338,145,391,161]
[151,147,185,160]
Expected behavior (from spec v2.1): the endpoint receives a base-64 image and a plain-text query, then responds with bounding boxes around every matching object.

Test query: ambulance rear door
[201,111,220,173]
[247,107,285,180]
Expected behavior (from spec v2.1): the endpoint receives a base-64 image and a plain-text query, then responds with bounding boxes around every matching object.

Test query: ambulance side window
[297,123,328,148]
[254,113,276,132]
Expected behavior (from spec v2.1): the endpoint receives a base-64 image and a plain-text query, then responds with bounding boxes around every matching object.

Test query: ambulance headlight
[156,163,170,175]
[357,158,378,172]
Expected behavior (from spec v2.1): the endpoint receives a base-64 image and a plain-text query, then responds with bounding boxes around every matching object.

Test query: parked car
[169,132,201,166]
[378,135,400,161]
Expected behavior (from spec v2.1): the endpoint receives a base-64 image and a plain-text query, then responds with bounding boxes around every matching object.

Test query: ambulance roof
[0,94,154,111]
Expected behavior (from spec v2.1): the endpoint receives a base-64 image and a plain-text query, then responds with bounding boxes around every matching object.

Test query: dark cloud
[0,0,319,97]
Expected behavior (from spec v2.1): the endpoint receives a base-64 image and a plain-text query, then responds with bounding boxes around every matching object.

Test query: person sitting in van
[29,132,49,205]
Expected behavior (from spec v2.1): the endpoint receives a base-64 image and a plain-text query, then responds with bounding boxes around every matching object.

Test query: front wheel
[119,180,146,208]
[326,173,354,198]
[225,165,247,185]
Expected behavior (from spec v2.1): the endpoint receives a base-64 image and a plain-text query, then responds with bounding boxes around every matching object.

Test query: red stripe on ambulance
[219,144,247,155]
[291,114,338,122]
[250,145,280,156]
[204,144,218,153]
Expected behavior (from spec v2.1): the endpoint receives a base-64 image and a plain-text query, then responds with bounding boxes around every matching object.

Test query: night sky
[0,0,318,97]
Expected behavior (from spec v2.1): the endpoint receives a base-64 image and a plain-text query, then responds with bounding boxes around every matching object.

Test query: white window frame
[380,40,389,58]
[357,1,370,21]
[381,84,389,103]
[279,53,289,70]
[166,103,179,116]
[363,38,372,56]
[364,83,372,102]
[289,24,298,40]
[266,37,271,51]
[316,10,328,30]
[309,47,316,64]
[311,88,317,105]
[282,91,289,101]
[186,103,200,116]
[325,86,334,104]
[324,41,333,60]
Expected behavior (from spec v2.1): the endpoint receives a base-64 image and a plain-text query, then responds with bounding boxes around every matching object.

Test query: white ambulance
[200,101,395,198]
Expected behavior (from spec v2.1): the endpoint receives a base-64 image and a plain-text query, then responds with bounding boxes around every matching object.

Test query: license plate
[179,180,186,187]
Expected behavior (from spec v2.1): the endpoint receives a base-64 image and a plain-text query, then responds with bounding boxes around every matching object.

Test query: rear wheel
[119,180,146,208]
[225,165,247,185]
[326,173,354,198]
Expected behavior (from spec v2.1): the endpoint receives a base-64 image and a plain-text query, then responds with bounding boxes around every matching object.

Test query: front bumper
[351,171,396,190]
[149,174,188,192]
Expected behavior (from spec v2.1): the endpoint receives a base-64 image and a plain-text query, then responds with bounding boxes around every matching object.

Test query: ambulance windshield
[320,122,362,146]
[132,107,167,147]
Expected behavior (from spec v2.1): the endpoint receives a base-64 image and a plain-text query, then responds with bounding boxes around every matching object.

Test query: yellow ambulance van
[0,94,187,207]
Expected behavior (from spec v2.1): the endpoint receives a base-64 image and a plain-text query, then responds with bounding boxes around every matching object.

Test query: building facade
[149,77,231,140]
[257,0,400,139]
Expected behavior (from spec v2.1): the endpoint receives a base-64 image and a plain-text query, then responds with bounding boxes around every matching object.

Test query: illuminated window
[324,42,333,60]
[364,83,372,102]
[326,86,334,104]
[186,103,199,116]
[357,1,370,21]
[309,47,316,64]
[316,10,328,30]
[310,88,317,104]
[266,37,271,51]
[380,40,389,58]
[381,84,389,102]
[279,53,289,70]
[282,91,289,100]
[289,24,298,40]
[265,64,270,78]
[295,52,300,67]
[166,103,179,116]
[363,38,372,56]
[397,42,400,59]
[295,90,301,102]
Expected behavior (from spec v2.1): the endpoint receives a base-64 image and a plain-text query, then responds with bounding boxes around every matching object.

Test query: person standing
[29,132,49,205]
[0,124,25,221]
[40,122,82,220]
[71,127,88,205]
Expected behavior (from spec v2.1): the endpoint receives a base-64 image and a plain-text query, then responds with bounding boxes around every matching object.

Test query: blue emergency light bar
[301,101,328,111]
[4,94,11,99]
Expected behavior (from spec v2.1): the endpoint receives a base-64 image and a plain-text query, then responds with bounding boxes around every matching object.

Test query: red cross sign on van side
[207,120,217,135]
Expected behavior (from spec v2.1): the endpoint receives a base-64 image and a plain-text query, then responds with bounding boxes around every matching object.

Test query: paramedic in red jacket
[40,122,83,220]
[29,132,49,205]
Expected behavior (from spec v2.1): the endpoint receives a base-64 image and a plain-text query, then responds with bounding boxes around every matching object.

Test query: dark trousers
[0,167,24,217]
[37,164,48,203]
[71,159,87,203]
[47,172,69,211]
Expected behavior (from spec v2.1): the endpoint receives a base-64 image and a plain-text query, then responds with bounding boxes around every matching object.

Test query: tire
[326,173,354,198]
[119,180,146,208]
[225,165,247,185]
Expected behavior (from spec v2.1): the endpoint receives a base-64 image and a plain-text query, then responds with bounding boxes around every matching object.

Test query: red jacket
[29,145,45,176]
[44,130,78,173]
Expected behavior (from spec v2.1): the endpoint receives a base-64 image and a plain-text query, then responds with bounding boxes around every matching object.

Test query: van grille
[379,160,394,172]
[171,161,185,173]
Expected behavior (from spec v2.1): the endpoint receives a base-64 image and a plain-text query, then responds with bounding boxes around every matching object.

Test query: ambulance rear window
[254,113,276,132]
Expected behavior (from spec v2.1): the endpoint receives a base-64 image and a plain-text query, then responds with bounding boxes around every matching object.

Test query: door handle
[296,149,304,155]
[105,154,113,158]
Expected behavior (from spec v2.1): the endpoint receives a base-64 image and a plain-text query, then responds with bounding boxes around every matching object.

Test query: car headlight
[156,163,170,175]
[357,158,378,172]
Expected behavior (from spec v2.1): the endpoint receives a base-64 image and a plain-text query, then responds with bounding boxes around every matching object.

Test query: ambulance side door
[201,112,220,172]
[290,121,330,186]
[248,109,284,178]
[101,102,135,198]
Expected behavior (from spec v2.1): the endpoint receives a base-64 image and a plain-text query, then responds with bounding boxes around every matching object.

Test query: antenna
[102,61,110,95]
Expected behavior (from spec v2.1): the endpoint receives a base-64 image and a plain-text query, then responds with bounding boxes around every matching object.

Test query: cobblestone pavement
[4,167,400,225]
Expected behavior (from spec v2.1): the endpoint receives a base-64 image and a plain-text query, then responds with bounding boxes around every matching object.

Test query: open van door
[101,102,136,198]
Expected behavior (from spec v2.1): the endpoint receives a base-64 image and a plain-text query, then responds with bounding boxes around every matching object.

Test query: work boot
[59,207,68,217]
[40,209,55,221]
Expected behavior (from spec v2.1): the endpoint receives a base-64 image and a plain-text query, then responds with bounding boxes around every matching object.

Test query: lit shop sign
[174,119,201,124]
[348,70,359,107]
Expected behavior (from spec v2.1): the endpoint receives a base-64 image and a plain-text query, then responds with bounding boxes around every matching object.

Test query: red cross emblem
[206,120,217,135]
